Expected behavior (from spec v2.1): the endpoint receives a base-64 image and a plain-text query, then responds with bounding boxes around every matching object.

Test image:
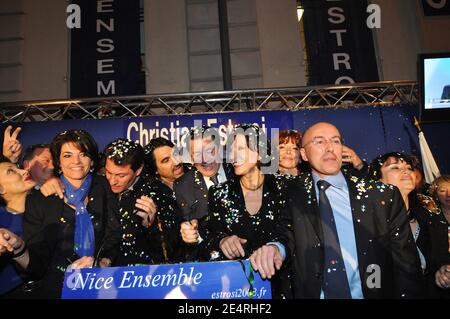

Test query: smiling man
[103,138,182,265]
[250,122,424,299]
[21,144,54,189]
[174,126,235,261]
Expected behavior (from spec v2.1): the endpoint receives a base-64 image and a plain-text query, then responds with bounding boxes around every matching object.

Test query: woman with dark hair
[277,130,303,176]
[0,160,36,297]
[204,124,292,298]
[22,129,121,298]
[368,152,436,297]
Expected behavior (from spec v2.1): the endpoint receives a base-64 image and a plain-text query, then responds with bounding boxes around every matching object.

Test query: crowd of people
[0,122,448,299]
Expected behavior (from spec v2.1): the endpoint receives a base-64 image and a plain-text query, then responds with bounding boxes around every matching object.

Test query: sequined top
[116,175,182,266]
[205,174,289,261]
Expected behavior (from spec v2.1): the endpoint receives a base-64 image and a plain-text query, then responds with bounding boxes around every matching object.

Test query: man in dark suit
[250,122,423,298]
[174,126,234,260]
[441,85,450,100]
[104,138,183,265]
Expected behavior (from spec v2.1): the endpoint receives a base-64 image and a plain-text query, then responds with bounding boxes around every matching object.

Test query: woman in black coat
[23,129,120,298]
[368,152,436,297]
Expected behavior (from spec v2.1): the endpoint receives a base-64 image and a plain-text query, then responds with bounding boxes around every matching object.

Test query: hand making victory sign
[2,125,22,164]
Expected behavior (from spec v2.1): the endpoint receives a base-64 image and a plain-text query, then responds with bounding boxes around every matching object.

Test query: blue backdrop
[1,104,448,174]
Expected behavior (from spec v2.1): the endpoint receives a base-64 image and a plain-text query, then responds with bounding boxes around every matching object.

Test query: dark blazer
[428,209,450,298]
[430,212,450,268]
[23,175,121,298]
[173,162,235,261]
[114,176,182,266]
[174,162,235,222]
[276,171,424,299]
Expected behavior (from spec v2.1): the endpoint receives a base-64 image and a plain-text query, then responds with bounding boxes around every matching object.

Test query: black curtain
[70,0,145,98]
[301,0,379,85]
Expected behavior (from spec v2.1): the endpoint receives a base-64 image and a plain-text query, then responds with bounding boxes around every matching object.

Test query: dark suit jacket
[276,171,424,299]
[114,176,182,266]
[23,175,121,298]
[428,209,450,298]
[173,162,235,261]
[173,162,235,222]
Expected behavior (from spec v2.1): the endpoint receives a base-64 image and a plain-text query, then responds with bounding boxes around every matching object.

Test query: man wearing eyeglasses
[250,122,424,299]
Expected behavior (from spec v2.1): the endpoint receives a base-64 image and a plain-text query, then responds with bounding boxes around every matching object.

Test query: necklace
[240,175,264,191]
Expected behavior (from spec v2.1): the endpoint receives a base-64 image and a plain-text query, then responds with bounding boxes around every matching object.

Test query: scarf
[61,174,95,257]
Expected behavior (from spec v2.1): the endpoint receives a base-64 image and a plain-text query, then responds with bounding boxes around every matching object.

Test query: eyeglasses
[302,137,343,149]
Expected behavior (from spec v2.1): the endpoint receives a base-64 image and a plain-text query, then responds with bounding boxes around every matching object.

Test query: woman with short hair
[368,152,436,297]
[205,124,292,298]
[23,129,121,298]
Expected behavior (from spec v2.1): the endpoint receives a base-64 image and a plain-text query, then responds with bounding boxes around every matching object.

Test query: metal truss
[0,81,418,123]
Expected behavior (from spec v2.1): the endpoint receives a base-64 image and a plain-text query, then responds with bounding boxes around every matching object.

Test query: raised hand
[0,228,24,255]
[2,125,22,163]
[342,145,364,170]
[40,176,65,198]
[135,195,157,228]
[435,265,450,289]
[69,256,94,269]
[180,219,199,244]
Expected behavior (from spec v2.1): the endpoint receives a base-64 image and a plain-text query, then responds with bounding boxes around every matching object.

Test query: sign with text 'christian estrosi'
[61,260,271,299]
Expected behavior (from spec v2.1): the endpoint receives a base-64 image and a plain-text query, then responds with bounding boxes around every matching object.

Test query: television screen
[419,52,450,122]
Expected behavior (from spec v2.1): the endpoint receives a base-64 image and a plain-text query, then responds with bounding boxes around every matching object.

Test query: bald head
[301,122,340,147]
[300,122,343,178]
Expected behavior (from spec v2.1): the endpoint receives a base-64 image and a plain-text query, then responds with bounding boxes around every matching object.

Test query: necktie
[317,180,352,299]
[210,174,219,186]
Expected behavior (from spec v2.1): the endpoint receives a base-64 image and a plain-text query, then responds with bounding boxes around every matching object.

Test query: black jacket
[23,175,121,298]
[275,171,424,299]
[173,162,235,261]
[115,176,182,265]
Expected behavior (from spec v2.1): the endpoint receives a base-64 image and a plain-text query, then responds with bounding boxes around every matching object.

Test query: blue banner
[0,117,124,152]
[0,110,292,153]
[124,110,293,148]
[61,260,271,299]
[1,106,448,173]
[292,105,422,166]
